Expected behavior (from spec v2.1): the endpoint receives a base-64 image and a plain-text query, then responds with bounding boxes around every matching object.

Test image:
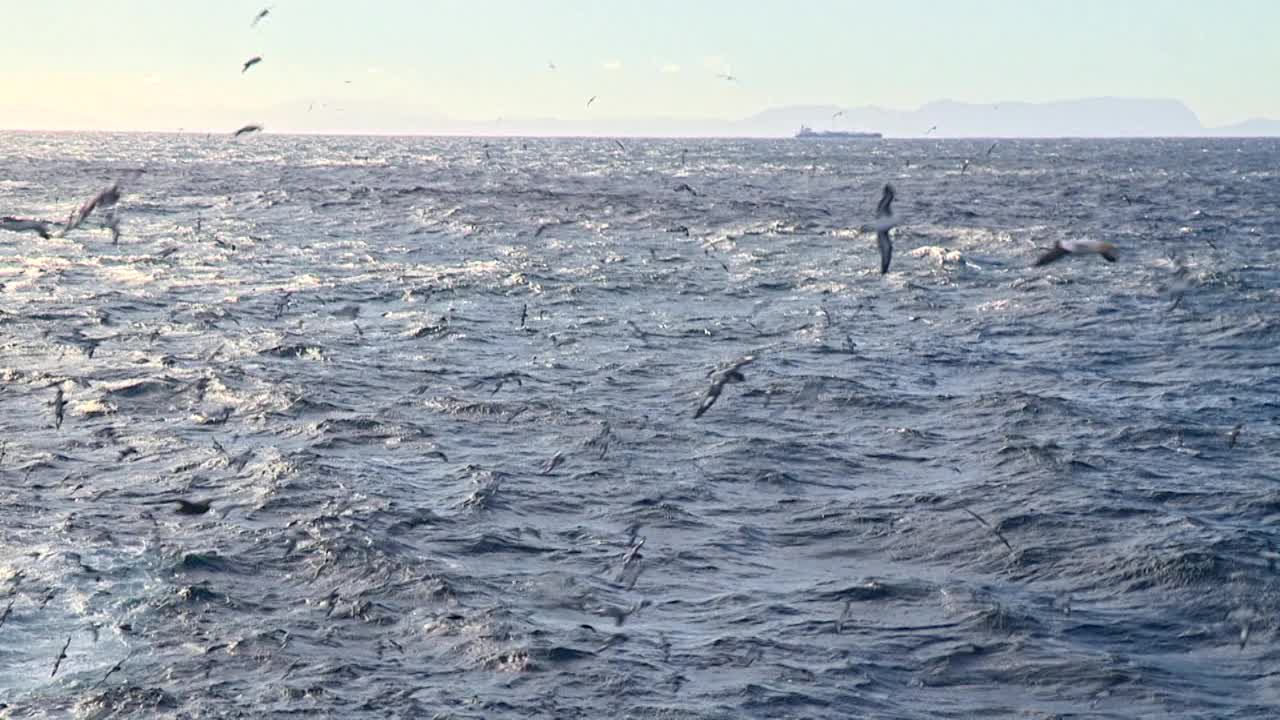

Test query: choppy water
[1,132,1278,718]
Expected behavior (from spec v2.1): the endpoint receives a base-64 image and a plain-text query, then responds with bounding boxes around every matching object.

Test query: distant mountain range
[6,96,1279,138]
[431,97,1280,138]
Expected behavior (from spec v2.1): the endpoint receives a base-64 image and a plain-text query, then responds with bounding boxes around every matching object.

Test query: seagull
[63,182,121,235]
[673,183,698,196]
[873,184,896,274]
[586,96,597,108]
[694,355,754,419]
[832,110,845,120]
[1,216,54,239]
[716,72,737,82]
[614,139,626,152]
[547,61,557,71]
[251,7,271,27]
[1033,239,1118,267]
[233,124,263,138]
[242,56,263,74]
[960,159,971,175]
[986,142,998,157]
[925,125,938,135]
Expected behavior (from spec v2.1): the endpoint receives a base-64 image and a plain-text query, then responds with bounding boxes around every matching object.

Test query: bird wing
[877,230,893,274]
[1033,244,1069,266]
[876,184,895,218]
[693,383,722,419]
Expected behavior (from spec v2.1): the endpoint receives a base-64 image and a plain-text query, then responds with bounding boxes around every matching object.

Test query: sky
[1,0,1276,134]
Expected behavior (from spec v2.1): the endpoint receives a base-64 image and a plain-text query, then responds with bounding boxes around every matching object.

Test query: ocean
[1,132,1277,718]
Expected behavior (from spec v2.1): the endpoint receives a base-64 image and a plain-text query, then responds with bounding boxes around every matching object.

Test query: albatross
[63,182,121,235]
[1033,239,1118,267]
[873,184,896,274]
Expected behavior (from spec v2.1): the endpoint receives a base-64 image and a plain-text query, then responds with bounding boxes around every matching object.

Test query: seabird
[63,182,121,234]
[673,183,698,196]
[985,142,998,157]
[540,451,566,475]
[874,184,896,274]
[1033,239,1118,267]
[145,498,213,515]
[614,139,626,152]
[716,72,737,82]
[586,96,597,108]
[925,125,938,135]
[51,636,72,678]
[694,355,754,419]
[547,61,556,70]
[960,159,971,175]
[251,7,271,27]
[51,385,66,429]
[832,110,845,120]
[242,56,263,74]
[1227,423,1243,449]
[1,216,54,239]
[233,124,263,138]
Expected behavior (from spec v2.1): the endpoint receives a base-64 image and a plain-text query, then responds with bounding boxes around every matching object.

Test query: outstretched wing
[877,230,893,274]
[876,184,895,218]
[1033,244,1069,266]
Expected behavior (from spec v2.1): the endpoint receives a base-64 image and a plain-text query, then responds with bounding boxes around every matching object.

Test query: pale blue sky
[0,0,1274,132]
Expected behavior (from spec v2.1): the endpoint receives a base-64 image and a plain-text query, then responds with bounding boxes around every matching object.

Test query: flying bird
[51,385,66,429]
[960,159,971,175]
[251,7,271,27]
[925,125,938,135]
[874,184,896,275]
[832,110,845,120]
[1,216,54,239]
[986,142,998,157]
[586,96,597,108]
[547,61,557,70]
[145,498,213,515]
[716,72,737,82]
[694,355,754,419]
[51,636,72,678]
[614,139,626,152]
[242,56,263,74]
[1033,239,1118,267]
[63,182,121,234]
[233,124,263,138]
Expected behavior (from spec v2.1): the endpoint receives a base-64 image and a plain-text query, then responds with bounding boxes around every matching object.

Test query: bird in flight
[1033,239,1118,267]
[251,7,271,27]
[695,355,754,419]
[242,56,263,74]
[586,96,597,108]
[233,124,263,138]
[874,184,896,275]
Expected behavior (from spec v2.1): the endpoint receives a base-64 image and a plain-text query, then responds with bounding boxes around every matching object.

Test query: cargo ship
[795,125,882,139]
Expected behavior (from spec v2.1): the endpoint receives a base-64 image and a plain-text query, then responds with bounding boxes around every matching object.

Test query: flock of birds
[0,6,1178,689]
